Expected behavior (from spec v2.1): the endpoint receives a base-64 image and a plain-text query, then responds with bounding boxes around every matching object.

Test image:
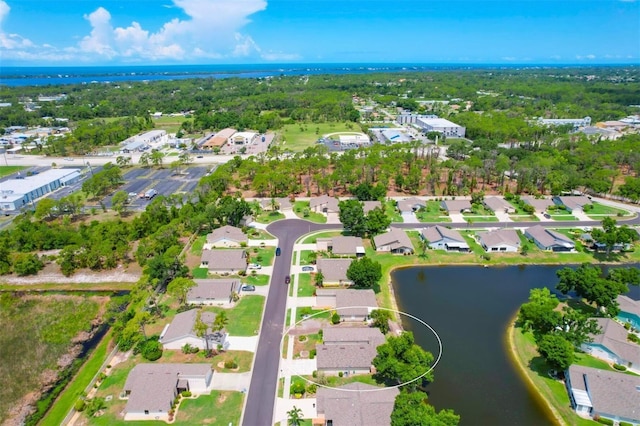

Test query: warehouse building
[0,168,81,212]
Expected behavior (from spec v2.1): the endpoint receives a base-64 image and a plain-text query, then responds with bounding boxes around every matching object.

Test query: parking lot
[103,165,213,209]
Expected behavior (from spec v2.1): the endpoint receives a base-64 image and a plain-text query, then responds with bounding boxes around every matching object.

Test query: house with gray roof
[316,235,365,257]
[477,229,520,253]
[421,225,469,252]
[521,196,555,214]
[316,327,385,376]
[159,309,227,351]
[199,249,247,274]
[581,318,640,374]
[316,258,353,285]
[566,364,640,424]
[186,279,240,306]
[617,295,640,331]
[316,382,399,426]
[204,225,247,249]
[483,197,516,213]
[524,225,575,252]
[441,199,472,213]
[123,363,213,421]
[552,196,593,213]
[260,197,292,211]
[373,228,414,254]
[396,197,426,214]
[362,200,382,214]
[315,288,378,321]
[310,194,340,214]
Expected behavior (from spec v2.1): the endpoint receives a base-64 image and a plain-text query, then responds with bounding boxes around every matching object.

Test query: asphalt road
[242,220,335,426]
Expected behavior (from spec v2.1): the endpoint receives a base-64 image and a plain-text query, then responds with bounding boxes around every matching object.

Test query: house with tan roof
[373,228,413,254]
[316,258,353,286]
[123,363,213,421]
[310,195,340,214]
[204,225,247,249]
[201,128,236,149]
[477,229,520,252]
[521,196,555,214]
[199,249,247,274]
[566,365,640,424]
[159,309,227,350]
[421,225,469,252]
[315,288,378,321]
[552,196,593,213]
[581,318,640,373]
[260,197,292,211]
[483,197,516,213]
[524,225,575,252]
[315,382,399,426]
[441,199,472,213]
[316,327,385,376]
[186,279,240,306]
[316,235,365,257]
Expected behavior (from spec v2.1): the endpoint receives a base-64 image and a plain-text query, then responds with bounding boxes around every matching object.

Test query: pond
[392,264,640,426]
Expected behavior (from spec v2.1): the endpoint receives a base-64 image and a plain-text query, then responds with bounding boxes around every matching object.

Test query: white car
[248,263,262,270]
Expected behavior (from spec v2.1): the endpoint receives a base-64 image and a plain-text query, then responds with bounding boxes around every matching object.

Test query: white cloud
[0,0,34,49]
[79,7,116,57]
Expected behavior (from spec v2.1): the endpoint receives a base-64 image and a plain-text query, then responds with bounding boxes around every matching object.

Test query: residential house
[203,225,247,249]
[617,295,640,330]
[316,258,354,286]
[123,363,213,421]
[316,327,385,376]
[396,197,426,214]
[260,197,292,212]
[521,196,555,214]
[362,200,382,214]
[581,318,640,373]
[159,309,228,351]
[315,288,378,321]
[186,279,240,306]
[420,225,470,252]
[552,196,592,213]
[310,195,340,214]
[316,236,365,257]
[524,225,575,252]
[315,382,399,426]
[483,197,516,213]
[440,199,472,214]
[373,228,414,254]
[477,229,520,253]
[199,249,247,274]
[565,365,640,424]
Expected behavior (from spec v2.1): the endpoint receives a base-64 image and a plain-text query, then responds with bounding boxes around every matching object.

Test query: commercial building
[537,117,591,130]
[229,131,257,145]
[416,117,466,137]
[0,168,81,212]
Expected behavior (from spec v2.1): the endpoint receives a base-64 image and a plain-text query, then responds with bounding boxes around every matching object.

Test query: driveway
[248,238,278,247]
[226,336,259,352]
[326,212,341,224]
[211,372,251,392]
[448,212,466,223]
[292,296,316,307]
[282,358,317,376]
[494,211,512,222]
[401,212,419,223]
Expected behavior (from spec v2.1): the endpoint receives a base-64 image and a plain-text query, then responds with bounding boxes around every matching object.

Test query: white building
[537,117,591,129]
[416,117,466,137]
[229,131,257,145]
[0,168,81,212]
[133,130,168,146]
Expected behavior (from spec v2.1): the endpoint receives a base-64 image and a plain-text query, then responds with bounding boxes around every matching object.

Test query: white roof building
[0,168,81,212]
[416,117,466,137]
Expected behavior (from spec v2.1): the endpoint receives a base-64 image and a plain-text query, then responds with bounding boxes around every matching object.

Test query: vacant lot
[0,294,102,422]
[277,122,361,151]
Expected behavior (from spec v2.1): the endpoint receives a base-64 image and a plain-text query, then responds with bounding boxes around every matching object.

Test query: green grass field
[210,296,265,336]
[244,273,270,286]
[301,231,342,244]
[0,294,102,422]
[293,201,327,223]
[0,165,25,178]
[277,122,362,151]
[296,273,315,297]
[151,115,190,133]
[255,211,285,224]
[586,202,630,216]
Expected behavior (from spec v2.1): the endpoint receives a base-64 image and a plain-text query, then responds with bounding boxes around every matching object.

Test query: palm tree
[213,311,229,332]
[287,406,303,426]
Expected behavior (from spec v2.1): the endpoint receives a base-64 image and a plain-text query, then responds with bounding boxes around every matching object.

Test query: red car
[285,275,291,284]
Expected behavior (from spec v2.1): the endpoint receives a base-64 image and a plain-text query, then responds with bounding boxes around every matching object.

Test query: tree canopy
[373,331,434,390]
[346,256,382,288]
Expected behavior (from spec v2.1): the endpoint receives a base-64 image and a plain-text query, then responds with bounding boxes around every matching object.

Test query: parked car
[543,213,551,219]
[276,247,281,256]
[301,266,314,272]
[248,263,262,270]
[197,155,203,158]
[241,285,256,292]
[285,275,291,284]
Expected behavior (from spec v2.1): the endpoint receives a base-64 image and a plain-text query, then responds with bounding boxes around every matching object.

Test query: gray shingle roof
[331,236,365,256]
[617,295,640,317]
[589,318,640,365]
[124,363,211,415]
[525,225,575,249]
[521,196,554,212]
[477,229,520,248]
[323,327,385,346]
[397,197,426,213]
[554,196,592,211]
[441,199,472,212]
[483,197,514,212]
[567,365,640,422]
[310,195,340,212]
[200,249,247,271]
[362,201,382,213]
[206,225,247,244]
[316,382,399,426]
[317,327,385,370]
[373,228,413,251]
[317,258,353,282]
[187,279,239,302]
[421,225,466,244]
[335,289,378,317]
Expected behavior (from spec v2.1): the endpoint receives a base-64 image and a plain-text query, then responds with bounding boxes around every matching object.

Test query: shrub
[624,322,631,330]
[97,372,107,382]
[182,343,193,354]
[84,397,105,417]
[181,391,192,398]
[74,399,86,412]
[317,329,323,338]
[290,381,305,395]
[306,384,317,394]
[224,359,238,369]
[627,333,640,343]
[338,371,344,378]
[298,335,307,342]
[620,422,633,426]
[312,370,317,378]
[595,417,614,425]
[331,313,341,324]
[613,364,627,371]
[141,340,163,361]
[310,349,316,359]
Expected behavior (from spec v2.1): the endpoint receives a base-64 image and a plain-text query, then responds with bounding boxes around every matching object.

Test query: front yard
[293,201,327,223]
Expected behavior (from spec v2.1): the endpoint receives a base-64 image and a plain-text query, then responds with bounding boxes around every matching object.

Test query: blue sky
[0,0,638,66]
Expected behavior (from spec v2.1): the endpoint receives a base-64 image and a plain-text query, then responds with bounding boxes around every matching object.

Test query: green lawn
[277,122,362,151]
[247,228,275,240]
[415,201,451,223]
[0,165,25,178]
[42,332,113,426]
[295,307,332,323]
[297,274,316,297]
[190,235,206,255]
[247,246,276,266]
[293,201,327,223]
[586,202,630,216]
[211,350,254,373]
[255,211,285,224]
[465,216,499,223]
[551,215,578,221]
[301,231,341,244]
[384,200,403,223]
[299,250,317,265]
[244,273,270,286]
[191,267,209,279]
[151,115,190,133]
[509,214,540,222]
[210,296,265,336]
